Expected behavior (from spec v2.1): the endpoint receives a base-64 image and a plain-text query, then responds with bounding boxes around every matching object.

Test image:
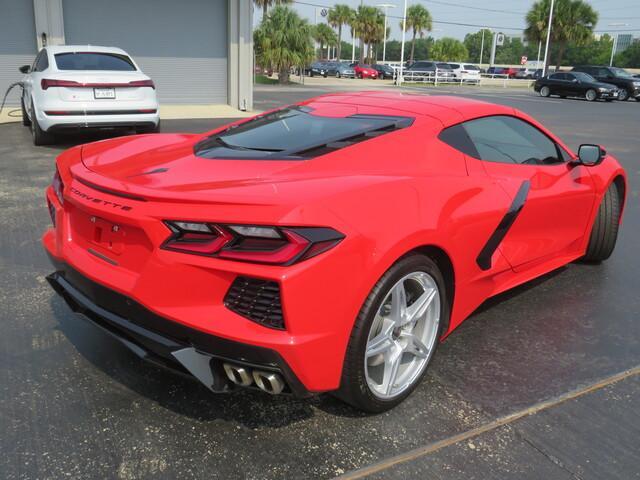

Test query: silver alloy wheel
[364,271,440,399]
[586,89,597,101]
[540,86,550,97]
[618,89,629,101]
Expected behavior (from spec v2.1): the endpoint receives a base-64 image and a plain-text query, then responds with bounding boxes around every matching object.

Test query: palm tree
[401,5,433,63]
[254,0,293,18]
[525,0,597,69]
[253,7,314,84]
[313,23,338,59]
[353,6,384,63]
[328,5,354,61]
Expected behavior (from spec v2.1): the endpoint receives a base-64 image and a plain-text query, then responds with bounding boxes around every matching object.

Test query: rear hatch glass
[55,52,136,71]
[194,107,413,160]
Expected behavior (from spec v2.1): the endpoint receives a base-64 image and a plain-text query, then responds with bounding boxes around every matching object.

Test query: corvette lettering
[69,187,132,211]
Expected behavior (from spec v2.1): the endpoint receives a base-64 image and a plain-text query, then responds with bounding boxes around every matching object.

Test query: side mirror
[577,144,606,166]
[572,78,579,83]
[19,65,31,74]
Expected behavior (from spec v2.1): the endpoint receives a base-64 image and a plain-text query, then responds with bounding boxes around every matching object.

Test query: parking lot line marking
[336,365,640,480]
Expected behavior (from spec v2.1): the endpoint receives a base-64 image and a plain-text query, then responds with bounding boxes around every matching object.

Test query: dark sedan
[372,64,395,79]
[534,71,619,102]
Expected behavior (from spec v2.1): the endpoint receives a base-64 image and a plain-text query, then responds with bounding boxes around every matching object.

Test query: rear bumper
[46,256,312,397]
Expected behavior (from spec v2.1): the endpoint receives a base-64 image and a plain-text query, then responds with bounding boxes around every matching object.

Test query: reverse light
[161,222,344,265]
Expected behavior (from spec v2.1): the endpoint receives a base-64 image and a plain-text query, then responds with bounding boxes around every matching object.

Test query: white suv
[447,63,481,84]
[20,45,159,145]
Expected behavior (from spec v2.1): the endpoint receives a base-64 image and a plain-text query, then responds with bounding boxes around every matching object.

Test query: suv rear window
[54,52,136,71]
[464,64,480,70]
[195,107,413,160]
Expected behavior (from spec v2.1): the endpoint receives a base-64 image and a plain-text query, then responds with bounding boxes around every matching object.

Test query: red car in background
[43,92,626,412]
[353,63,378,79]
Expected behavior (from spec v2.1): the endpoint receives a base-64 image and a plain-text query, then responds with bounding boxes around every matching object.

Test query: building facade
[0,0,253,109]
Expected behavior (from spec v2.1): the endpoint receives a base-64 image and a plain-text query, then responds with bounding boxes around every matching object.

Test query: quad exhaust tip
[252,370,285,395]
[223,363,252,387]
[222,363,285,395]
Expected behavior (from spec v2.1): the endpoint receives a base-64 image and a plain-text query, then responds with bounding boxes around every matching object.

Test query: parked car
[43,92,626,412]
[322,62,342,77]
[353,64,378,79]
[485,66,506,76]
[571,65,640,101]
[515,67,542,79]
[447,63,481,83]
[335,63,356,78]
[20,45,159,145]
[405,61,454,80]
[372,64,395,80]
[306,61,328,77]
[534,71,619,101]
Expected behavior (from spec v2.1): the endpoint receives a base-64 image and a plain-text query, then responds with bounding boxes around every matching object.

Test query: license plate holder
[94,88,115,99]
[90,216,124,255]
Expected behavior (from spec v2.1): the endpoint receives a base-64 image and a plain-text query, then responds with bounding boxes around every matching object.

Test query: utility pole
[377,4,396,63]
[608,24,630,66]
[542,0,555,76]
[479,29,485,66]
[398,0,407,85]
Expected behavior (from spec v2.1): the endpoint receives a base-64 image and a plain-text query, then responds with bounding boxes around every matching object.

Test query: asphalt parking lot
[1,84,639,479]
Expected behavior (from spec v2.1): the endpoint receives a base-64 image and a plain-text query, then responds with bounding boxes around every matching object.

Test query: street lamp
[398,0,407,85]
[377,3,396,63]
[608,23,630,67]
[542,0,555,76]
[479,28,492,67]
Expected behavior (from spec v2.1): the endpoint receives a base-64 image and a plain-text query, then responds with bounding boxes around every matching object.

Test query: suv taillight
[161,222,344,265]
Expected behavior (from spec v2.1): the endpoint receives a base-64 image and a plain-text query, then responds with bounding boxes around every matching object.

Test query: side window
[451,116,565,165]
[565,73,575,81]
[31,51,42,72]
[35,50,49,72]
[597,68,610,77]
[549,73,562,80]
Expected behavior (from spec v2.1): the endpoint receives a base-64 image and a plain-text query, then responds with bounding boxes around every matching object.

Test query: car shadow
[49,295,368,425]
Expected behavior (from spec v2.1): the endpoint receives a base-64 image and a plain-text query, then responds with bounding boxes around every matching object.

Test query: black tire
[635,96,640,102]
[21,97,31,126]
[31,103,55,146]
[583,182,621,262]
[335,254,448,413]
[585,89,597,102]
[617,89,629,101]
[540,86,551,97]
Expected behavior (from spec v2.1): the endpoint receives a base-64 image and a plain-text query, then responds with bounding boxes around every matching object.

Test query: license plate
[94,88,115,99]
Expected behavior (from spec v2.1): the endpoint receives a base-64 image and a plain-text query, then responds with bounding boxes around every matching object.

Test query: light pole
[608,23,630,66]
[377,3,396,64]
[398,0,407,85]
[479,28,491,67]
[541,0,555,76]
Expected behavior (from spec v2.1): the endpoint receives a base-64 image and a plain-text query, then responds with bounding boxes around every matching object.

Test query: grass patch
[255,74,280,85]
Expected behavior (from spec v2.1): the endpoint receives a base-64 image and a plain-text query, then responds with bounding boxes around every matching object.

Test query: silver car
[336,63,355,78]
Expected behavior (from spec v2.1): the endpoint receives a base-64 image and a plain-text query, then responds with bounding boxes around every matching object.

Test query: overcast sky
[253,0,640,42]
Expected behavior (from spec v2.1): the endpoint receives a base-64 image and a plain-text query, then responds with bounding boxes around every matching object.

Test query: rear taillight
[41,79,155,89]
[52,168,64,205]
[161,222,344,265]
[41,79,81,90]
[128,79,155,89]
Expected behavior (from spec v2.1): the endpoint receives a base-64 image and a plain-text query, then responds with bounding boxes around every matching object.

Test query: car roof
[301,91,514,127]
[44,45,130,55]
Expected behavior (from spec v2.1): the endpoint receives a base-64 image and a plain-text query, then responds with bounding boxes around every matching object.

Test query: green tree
[564,34,613,65]
[253,0,293,18]
[430,37,468,61]
[312,23,338,59]
[353,6,385,63]
[525,0,598,69]
[253,7,314,84]
[328,4,354,61]
[615,41,640,68]
[400,5,433,62]
[464,29,493,64]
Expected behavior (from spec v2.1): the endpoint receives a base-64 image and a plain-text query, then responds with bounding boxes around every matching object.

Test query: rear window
[464,64,480,70]
[195,107,413,160]
[449,64,460,69]
[54,52,136,71]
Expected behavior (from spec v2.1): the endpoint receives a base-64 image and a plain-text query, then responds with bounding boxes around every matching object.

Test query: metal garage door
[0,0,37,106]
[62,0,227,104]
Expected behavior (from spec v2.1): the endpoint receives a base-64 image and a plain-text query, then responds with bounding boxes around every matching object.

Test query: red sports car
[354,64,378,79]
[43,92,626,412]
